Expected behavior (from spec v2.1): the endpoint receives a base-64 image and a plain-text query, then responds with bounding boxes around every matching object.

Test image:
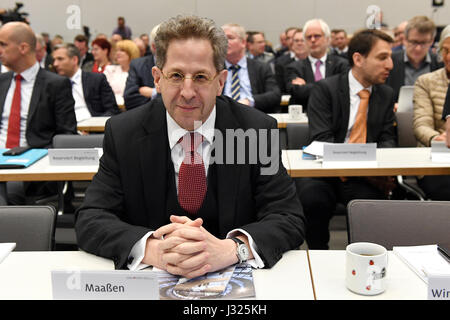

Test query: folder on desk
[0,148,48,169]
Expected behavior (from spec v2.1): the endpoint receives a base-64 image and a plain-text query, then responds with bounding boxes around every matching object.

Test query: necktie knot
[179,132,204,155]
[314,59,323,82]
[315,60,322,68]
[358,89,370,100]
[229,64,240,72]
[15,74,23,82]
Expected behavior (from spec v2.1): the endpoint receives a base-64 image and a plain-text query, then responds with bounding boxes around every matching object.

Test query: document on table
[393,245,450,284]
[431,140,450,162]
[0,243,16,264]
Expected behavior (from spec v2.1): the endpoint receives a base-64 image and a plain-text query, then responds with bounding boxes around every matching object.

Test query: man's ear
[216,69,228,96]
[152,66,162,93]
[352,52,364,68]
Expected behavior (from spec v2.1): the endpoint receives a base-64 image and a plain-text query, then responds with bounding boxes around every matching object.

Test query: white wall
[2,0,449,45]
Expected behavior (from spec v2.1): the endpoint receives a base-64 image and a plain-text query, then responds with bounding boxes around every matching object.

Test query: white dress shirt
[128,107,264,270]
[345,69,373,142]
[70,69,91,122]
[103,64,128,106]
[0,62,40,148]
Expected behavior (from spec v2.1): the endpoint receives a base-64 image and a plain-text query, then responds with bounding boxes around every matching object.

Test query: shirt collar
[403,51,431,64]
[349,69,372,96]
[225,56,247,70]
[15,62,40,82]
[71,68,82,84]
[309,53,327,65]
[167,106,216,150]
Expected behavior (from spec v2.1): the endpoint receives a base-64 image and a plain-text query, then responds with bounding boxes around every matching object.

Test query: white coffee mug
[288,104,303,119]
[345,242,388,295]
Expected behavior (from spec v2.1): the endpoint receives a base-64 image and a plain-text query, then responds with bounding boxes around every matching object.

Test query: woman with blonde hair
[104,39,140,106]
[413,24,450,200]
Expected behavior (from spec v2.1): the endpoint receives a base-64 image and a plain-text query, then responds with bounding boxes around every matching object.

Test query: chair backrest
[286,123,310,149]
[52,134,104,149]
[0,206,56,251]
[397,85,414,113]
[396,111,417,147]
[347,200,450,250]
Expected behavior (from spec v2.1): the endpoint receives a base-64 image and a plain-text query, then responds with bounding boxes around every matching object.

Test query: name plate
[428,275,450,300]
[322,143,377,168]
[51,270,159,300]
[48,148,99,166]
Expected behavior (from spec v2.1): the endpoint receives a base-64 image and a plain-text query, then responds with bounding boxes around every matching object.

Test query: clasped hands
[143,215,240,279]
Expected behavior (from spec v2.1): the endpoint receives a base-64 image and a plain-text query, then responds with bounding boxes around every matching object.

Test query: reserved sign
[428,275,450,300]
[322,143,377,169]
[323,143,376,161]
[51,270,159,300]
[48,149,100,166]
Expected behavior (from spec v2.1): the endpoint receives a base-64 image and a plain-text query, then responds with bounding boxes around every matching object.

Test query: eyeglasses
[305,34,323,41]
[406,39,432,48]
[160,70,219,87]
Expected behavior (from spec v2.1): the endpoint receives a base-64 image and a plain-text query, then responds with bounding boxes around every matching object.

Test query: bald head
[0,22,37,72]
[2,22,36,52]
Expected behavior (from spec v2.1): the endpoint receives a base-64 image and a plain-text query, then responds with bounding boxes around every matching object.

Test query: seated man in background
[221,23,281,113]
[75,15,305,277]
[413,25,450,200]
[386,16,442,105]
[246,31,275,67]
[295,29,397,249]
[52,43,120,122]
[285,19,348,112]
[123,24,159,110]
[74,34,94,72]
[0,22,77,204]
[274,28,307,94]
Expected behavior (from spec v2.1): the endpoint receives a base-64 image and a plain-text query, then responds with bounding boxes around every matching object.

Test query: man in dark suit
[75,15,305,277]
[286,19,349,112]
[221,23,281,113]
[295,29,397,249]
[0,22,77,204]
[274,28,307,94]
[52,43,119,122]
[123,24,159,110]
[386,16,442,104]
[35,33,54,71]
[74,34,94,71]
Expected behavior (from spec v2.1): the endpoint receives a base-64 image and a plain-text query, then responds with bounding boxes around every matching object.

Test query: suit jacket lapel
[338,73,350,141]
[214,97,241,236]
[0,72,13,118]
[27,68,44,126]
[246,58,258,93]
[325,56,334,77]
[367,85,381,142]
[81,71,93,112]
[138,100,170,227]
[304,58,315,82]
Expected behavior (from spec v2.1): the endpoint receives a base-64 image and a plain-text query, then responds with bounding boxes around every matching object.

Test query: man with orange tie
[0,22,76,204]
[295,29,397,250]
[75,15,305,277]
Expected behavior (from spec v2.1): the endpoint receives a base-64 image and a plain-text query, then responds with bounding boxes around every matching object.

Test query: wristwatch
[231,237,249,264]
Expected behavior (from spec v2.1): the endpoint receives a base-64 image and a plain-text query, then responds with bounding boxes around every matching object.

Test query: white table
[0,155,99,181]
[0,250,314,300]
[0,251,113,300]
[308,251,427,300]
[286,148,450,177]
[77,117,110,133]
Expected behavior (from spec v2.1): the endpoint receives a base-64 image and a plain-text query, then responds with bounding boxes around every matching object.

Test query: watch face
[238,244,249,261]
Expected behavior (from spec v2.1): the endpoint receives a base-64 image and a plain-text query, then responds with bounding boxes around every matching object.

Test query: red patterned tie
[6,74,23,148]
[178,132,207,214]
